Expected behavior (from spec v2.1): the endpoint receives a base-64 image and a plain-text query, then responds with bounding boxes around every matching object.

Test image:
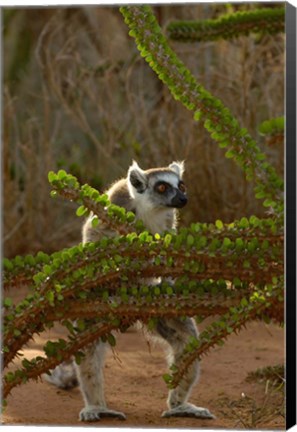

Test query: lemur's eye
[156,183,168,193]
[179,182,186,193]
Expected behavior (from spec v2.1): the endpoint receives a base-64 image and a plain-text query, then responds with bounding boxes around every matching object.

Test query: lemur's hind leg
[75,340,126,422]
[156,318,215,420]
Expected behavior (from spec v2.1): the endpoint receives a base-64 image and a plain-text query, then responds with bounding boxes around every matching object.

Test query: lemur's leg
[75,340,126,422]
[156,318,215,419]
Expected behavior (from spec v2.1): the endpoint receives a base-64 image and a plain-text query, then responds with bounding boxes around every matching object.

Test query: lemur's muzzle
[170,190,188,208]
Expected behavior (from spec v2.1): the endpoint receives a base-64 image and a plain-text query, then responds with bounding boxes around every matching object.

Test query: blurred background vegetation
[3,3,284,258]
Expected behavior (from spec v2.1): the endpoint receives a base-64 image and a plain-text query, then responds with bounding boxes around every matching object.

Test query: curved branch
[167,7,285,42]
[120,5,284,216]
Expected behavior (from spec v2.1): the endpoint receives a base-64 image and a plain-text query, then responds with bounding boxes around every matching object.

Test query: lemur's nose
[173,192,187,208]
[179,195,188,207]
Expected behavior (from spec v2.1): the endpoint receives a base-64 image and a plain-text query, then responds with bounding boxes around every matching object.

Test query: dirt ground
[2,286,285,429]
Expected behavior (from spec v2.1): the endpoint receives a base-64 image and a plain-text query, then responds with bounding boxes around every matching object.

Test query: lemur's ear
[127,161,147,195]
[169,161,185,177]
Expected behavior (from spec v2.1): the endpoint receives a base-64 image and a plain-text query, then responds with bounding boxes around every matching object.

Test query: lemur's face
[127,161,188,210]
[148,171,187,209]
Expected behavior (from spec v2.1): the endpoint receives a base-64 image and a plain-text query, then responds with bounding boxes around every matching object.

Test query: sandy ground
[2,286,285,429]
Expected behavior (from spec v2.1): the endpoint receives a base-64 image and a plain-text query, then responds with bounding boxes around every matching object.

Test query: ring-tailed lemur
[44,161,215,422]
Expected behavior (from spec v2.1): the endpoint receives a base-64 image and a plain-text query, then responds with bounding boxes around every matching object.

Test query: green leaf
[37,251,50,263]
[243,259,251,269]
[222,237,232,248]
[24,255,35,266]
[14,255,24,267]
[249,215,260,226]
[5,372,16,383]
[33,272,46,285]
[235,238,244,251]
[261,239,270,250]
[263,198,275,208]
[215,219,223,230]
[126,211,135,223]
[240,297,249,307]
[209,238,221,252]
[76,319,85,332]
[48,171,56,183]
[76,205,88,217]
[3,298,13,308]
[256,152,266,161]
[247,239,258,253]
[225,149,235,159]
[74,351,85,365]
[139,231,149,243]
[194,110,203,121]
[22,358,32,370]
[218,141,229,148]
[3,258,13,271]
[57,169,67,180]
[107,333,116,347]
[154,286,161,296]
[196,236,207,249]
[186,234,194,247]
[239,217,249,229]
[166,285,173,295]
[46,291,55,305]
[163,373,172,384]
[164,233,172,247]
[91,216,99,228]
[43,265,52,276]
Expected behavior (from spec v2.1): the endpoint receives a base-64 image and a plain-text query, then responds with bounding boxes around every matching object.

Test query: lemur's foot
[79,406,126,422]
[162,403,215,419]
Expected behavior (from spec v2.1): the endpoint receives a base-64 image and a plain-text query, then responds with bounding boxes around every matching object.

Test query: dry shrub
[3,5,284,257]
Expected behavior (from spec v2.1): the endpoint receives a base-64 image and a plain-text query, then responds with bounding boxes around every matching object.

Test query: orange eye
[179,182,186,193]
[157,183,167,193]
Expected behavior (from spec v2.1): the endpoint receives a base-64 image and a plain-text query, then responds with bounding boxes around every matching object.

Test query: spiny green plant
[2,170,284,400]
[258,117,284,148]
[258,117,284,137]
[258,116,284,144]
[120,6,284,219]
[166,7,285,42]
[246,364,284,387]
[3,5,284,408]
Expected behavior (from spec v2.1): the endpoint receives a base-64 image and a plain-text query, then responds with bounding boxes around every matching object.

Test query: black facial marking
[168,188,188,208]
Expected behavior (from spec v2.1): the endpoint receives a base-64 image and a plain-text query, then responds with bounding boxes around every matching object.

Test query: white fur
[169,161,185,177]
[153,172,180,187]
[133,193,175,234]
